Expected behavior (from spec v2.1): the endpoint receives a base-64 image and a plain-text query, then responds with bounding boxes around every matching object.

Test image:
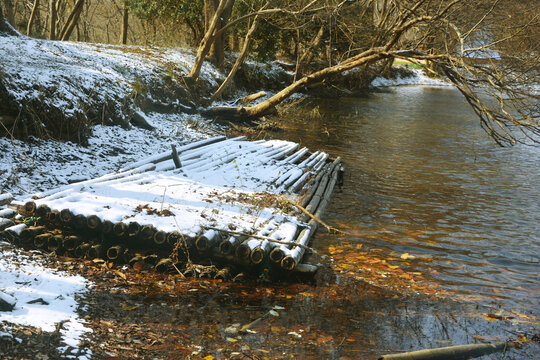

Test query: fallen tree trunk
[204,49,386,119]
[378,341,509,360]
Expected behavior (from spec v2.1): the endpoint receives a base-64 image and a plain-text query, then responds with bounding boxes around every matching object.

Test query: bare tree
[205,0,540,146]
[48,0,57,40]
[120,0,128,44]
[58,0,84,41]
[26,0,40,36]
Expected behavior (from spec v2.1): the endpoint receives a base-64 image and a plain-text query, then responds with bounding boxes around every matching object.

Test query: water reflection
[270,86,540,314]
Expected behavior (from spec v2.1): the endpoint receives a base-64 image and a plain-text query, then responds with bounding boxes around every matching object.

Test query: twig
[282,197,343,234]
[206,226,317,254]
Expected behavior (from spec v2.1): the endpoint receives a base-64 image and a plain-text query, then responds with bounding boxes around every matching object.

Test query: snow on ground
[0,111,220,197]
[371,67,450,87]
[0,242,92,359]
[0,35,222,123]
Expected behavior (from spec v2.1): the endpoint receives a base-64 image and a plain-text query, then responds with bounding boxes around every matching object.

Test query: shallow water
[271,86,540,315]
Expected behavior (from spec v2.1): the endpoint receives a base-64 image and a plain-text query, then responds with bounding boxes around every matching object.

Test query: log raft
[0,137,342,278]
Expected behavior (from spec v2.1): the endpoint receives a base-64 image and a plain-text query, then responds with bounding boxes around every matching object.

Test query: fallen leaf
[400,253,416,260]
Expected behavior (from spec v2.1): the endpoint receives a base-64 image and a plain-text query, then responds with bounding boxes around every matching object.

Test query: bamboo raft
[0,136,342,279]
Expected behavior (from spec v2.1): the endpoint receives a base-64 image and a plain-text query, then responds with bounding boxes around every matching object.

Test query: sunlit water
[271,86,540,314]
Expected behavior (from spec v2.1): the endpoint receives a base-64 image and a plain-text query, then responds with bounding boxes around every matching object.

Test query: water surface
[271,86,539,314]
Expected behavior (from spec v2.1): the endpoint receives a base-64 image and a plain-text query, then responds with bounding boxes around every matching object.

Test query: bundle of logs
[0,136,342,280]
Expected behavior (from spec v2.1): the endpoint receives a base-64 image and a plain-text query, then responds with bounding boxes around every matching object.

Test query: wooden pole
[166,231,181,247]
[4,223,27,243]
[153,230,167,245]
[107,245,125,261]
[48,234,63,252]
[102,220,113,234]
[281,159,341,270]
[113,222,127,237]
[127,221,140,238]
[0,193,13,206]
[87,215,102,231]
[26,0,39,35]
[75,243,90,258]
[195,230,221,252]
[0,208,17,218]
[219,235,243,255]
[60,209,73,225]
[378,342,509,360]
[171,144,182,169]
[0,218,14,231]
[140,225,156,242]
[22,201,36,216]
[120,1,128,44]
[46,210,60,225]
[34,233,51,249]
[72,214,87,230]
[63,235,81,251]
[20,226,46,245]
[88,244,104,258]
[35,204,50,218]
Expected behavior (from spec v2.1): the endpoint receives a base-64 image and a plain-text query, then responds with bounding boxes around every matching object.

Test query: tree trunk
[49,0,57,40]
[0,1,18,35]
[59,0,84,41]
[297,24,325,75]
[208,49,385,118]
[212,0,234,70]
[120,1,128,44]
[26,0,39,36]
[187,0,234,81]
[211,10,263,102]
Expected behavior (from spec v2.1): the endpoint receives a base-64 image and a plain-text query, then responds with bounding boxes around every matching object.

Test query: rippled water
[272,86,540,314]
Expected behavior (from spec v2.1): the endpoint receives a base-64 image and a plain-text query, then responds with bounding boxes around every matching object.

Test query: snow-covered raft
[0,136,342,277]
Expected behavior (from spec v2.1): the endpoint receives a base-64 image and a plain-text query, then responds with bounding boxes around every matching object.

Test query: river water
[272,86,540,315]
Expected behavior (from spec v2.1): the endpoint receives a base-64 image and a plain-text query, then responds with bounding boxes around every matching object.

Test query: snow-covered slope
[0,35,222,140]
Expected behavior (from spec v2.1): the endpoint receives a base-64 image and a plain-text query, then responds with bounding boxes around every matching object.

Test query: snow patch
[0,246,92,357]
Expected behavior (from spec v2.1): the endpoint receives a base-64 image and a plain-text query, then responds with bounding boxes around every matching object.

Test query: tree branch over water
[202,0,539,146]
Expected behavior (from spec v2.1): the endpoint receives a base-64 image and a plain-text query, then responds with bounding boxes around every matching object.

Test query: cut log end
[269,248,285,263]
[153,230,167,245]
[107,245,125,261]
[35,204,51,218]
[60,209,73,224]
[235,244,251,260]
[250,247,265,264]
[113,222,127,237]
[219,240,233,255]
[87,215,102,231]
[140,225,156,241]
[281,256,296,271]
[127,222,140,237]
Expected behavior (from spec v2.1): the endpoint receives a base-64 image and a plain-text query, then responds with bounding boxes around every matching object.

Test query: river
[273,86,540,314]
